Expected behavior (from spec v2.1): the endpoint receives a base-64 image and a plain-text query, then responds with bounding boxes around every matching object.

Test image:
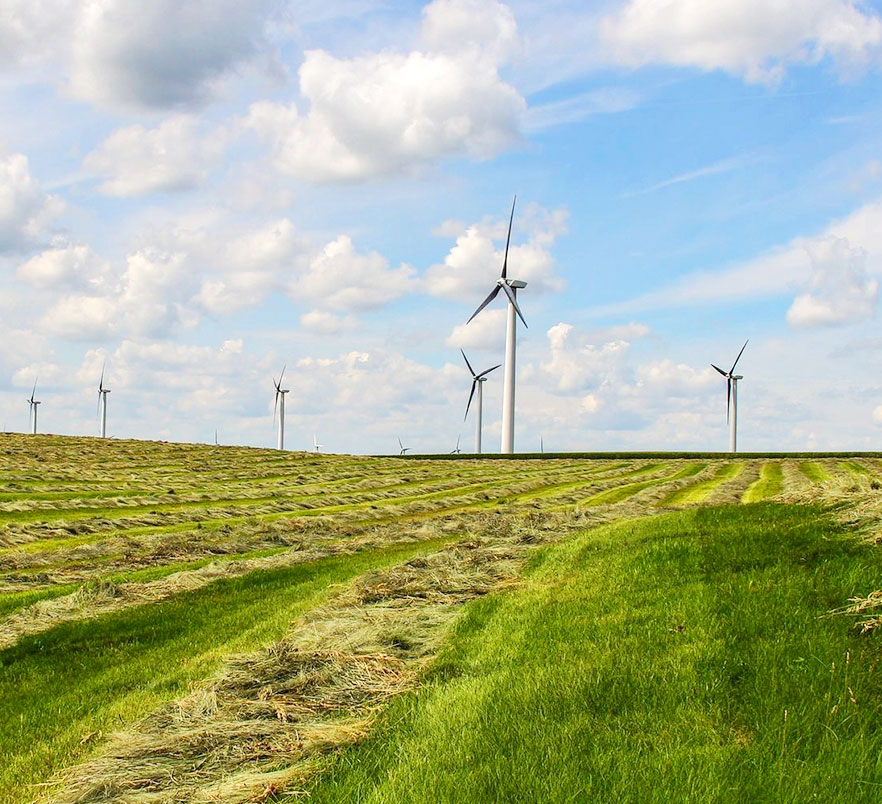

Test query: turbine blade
[476,363,501,379]
[273,390,279,429]
[727,378,731,424]
[99,361,105,391]
[465,379,477,421]
[278,364,286,388]
[500,195,516,280]
[500,281,527,328]
[466,285,501,324]
[398,437,404,449]
[730,339,749,374]
[460,349,476,378]
[711,364,727,376]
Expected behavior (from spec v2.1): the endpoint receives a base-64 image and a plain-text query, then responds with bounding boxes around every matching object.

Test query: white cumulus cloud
[244,0,525,181]
[16,243,110,291]
[599,0,882,83]
[787,236,878,327]
[292,235,417,311]
[0,153,64,253]
[424,202,568,300]
[84,116,230,196]
[69,0,281,110]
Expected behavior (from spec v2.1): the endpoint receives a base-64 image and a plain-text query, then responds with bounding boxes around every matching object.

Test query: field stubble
[2,435,882,802]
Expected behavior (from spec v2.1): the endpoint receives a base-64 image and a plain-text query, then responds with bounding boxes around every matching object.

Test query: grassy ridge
[304,505,882,803]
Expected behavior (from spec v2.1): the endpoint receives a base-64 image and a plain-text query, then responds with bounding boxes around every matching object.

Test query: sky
[1,0,882,454]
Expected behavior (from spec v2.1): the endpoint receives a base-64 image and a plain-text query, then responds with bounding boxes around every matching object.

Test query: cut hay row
[742,462,784,502]
[0,457,596,537]
[0,459,639,564]
[38,514,559,804]
[661,461,742,506]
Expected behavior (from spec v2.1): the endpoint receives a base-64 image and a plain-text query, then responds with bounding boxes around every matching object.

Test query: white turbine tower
[313,433,323,453]
[712,340,748,453]
[466,196,527,454]
[273,366,289,451]
[97,363,110,438]
[461,349,500,454]
[398,438,410,456]
[27,380,40,435]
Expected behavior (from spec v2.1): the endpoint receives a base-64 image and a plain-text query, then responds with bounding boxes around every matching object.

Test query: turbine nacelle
[461,350,500,421]
[711,340,748,425]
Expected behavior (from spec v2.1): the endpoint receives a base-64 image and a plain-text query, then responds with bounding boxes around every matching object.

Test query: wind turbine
[398,437,410,456]
[313,433,323,453]
[450,434,462,455]
[97,362,110,438]
[712,340,748,454]
[461,349,500,454]
[466,196,526,454]
[27,380,40,435]
[273,365,289,450]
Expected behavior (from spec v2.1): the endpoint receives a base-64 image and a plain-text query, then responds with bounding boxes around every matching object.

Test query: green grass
[0,583,79,618]
[663,461,741,505]
[303,504,882,804]
[578,462,702,507]
[742,462,784,502]
[799,461,832,484]
[0,535,455,803]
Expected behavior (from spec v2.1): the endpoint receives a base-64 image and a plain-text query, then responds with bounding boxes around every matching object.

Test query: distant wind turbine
[313,433,323,453]
[27,380,40,435]
[97,362,110,438]
[466,196,527,454]
[273,365,289,450]
[398,437,410,456]
[461,349,500,454]
[450,434,462,454]
[712,340,748,453]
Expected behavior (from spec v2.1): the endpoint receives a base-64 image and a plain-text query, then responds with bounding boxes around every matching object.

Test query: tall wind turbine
[712,340,748,453]
[273,366,289,450]
[461,349,500,454]
[27,380,40,435]
[466,196,527,454]
[313,433,323,453]
[450,434,462,455]
[97,363,110,438]
[398,438,410,456]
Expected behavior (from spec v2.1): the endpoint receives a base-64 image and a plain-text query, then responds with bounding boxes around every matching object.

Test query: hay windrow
[40,515,556,804]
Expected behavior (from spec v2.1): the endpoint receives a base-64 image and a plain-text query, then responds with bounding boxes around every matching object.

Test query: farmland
[2,435,882,802]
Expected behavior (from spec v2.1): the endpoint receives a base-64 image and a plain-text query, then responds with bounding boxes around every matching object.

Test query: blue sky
[1,0,882,453]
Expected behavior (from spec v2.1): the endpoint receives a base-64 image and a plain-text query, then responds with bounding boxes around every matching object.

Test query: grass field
[1,434,881,802]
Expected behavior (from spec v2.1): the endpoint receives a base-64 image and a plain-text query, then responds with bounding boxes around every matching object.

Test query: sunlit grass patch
[662,462,741,506]
[742,462,784,502]
[303,504,882,804]
[0,536,456,802]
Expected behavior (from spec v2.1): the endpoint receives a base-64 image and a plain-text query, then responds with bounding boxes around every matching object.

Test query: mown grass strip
[303,504,882,804]
[1,462,606,557]
[662,462,741,506]
[799,462,832,485]
[575,463,703,508]
[742,462,784,503]
[0,535,457,804]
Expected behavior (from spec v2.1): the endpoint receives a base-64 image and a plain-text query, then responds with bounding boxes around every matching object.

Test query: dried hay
[40,515,554,804]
